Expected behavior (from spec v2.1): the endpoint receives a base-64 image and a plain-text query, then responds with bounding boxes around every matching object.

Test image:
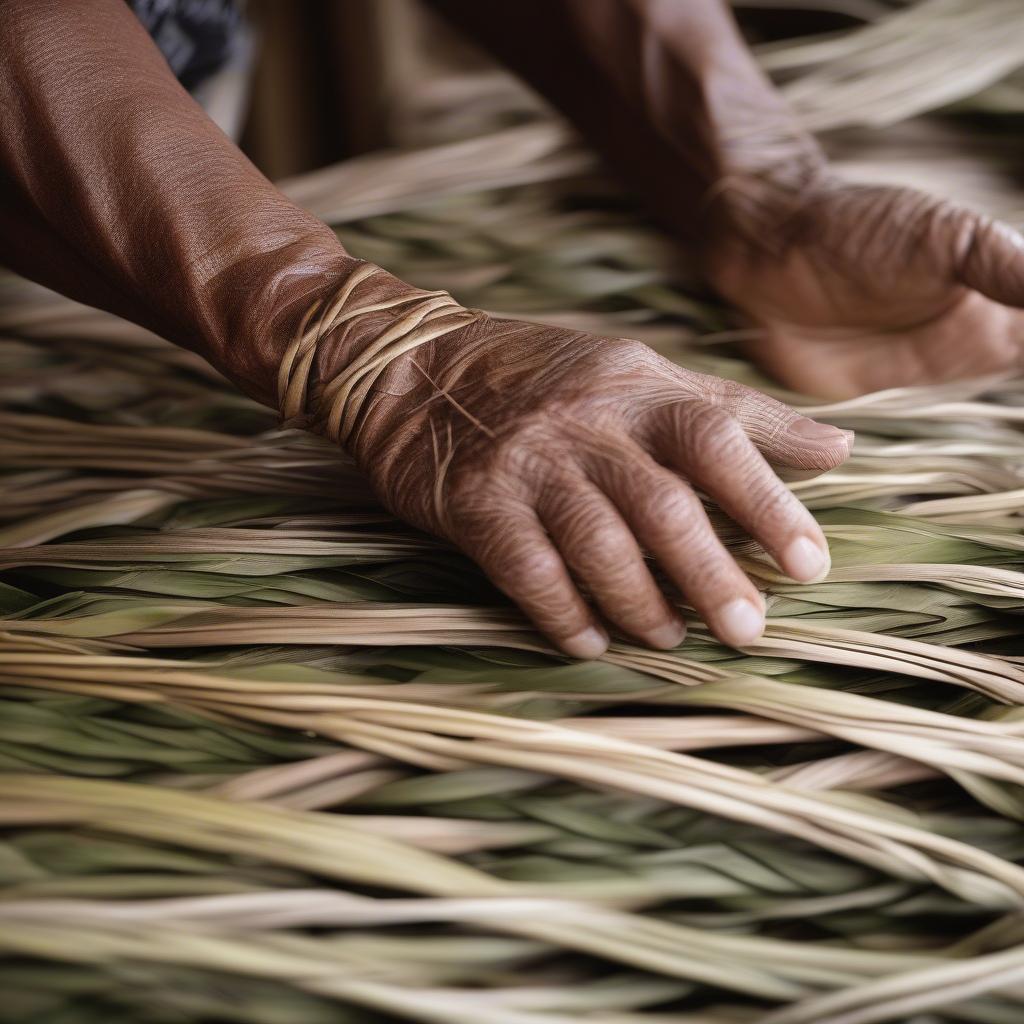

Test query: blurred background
[233,0,911,179]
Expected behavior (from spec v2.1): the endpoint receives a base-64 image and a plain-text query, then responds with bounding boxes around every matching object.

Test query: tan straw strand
[276,262,478,447]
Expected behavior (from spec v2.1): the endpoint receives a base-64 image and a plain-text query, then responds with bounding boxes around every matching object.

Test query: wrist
[701,129,829,254]
[275,259,480,465]
[575,0,829,249]
[196,232,361,409]
[691,50,828,248]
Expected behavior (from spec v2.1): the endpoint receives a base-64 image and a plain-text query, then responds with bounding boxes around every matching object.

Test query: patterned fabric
[128,0,242,90]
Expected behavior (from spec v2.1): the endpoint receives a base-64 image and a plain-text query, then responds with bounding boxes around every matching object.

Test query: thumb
[950,208,1024,308]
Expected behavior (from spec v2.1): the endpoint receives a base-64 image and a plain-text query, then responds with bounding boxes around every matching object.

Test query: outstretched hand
[316,273,852,658]
[709,181,1024,398]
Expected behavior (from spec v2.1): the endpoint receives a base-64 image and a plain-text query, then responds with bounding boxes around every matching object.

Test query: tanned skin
[3,0,1019,654]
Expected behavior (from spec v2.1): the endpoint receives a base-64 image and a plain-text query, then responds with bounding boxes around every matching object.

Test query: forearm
[0,0,356,406]
[428,0,825,246]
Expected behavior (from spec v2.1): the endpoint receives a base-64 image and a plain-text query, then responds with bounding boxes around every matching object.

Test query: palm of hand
[710,184,1024,399]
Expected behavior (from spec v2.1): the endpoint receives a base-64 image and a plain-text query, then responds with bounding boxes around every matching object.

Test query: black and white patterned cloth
[129,0,243,90]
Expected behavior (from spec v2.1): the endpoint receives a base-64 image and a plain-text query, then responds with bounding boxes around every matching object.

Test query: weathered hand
[709,181,1024,399]
[315,266,852,658]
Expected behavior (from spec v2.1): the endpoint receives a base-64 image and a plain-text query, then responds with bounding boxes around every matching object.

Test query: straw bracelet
[276,261,478,450]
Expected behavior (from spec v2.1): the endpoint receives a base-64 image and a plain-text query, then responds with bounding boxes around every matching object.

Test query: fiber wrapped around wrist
[277,261,479,454]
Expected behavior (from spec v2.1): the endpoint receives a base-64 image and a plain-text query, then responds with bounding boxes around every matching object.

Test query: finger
[589,443,766,648]
[454,503,609,660]
[949,208,1024,310]
[536,475,686,650]
[702,376,854,473]
[647,400,831,585]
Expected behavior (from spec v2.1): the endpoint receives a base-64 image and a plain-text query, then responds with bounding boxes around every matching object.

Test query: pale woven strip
[276,262,477,448]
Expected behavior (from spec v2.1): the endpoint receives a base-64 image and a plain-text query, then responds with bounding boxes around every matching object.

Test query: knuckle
[485,441,535,481]
[574,522,636,574]
[703,376,743,406]
[497,544,566,597]
[700,379,801,443]
[741,478,796,533]
[647,477,699,520]
[446,484,510,534]
[547,494,628,553]
[448,422,563,491]
[446,466,493,504]
[686,406,749,464]
[585,516,633,552]
[448,448,541,508]
[641,478,705,543]
[615,594,671,634]
[606,336,656,366]
[542,497,656,610]
[680,551,729,590]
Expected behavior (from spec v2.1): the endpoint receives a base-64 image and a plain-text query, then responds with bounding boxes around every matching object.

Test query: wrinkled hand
[709,181,1024,399]
[319,275,852,658]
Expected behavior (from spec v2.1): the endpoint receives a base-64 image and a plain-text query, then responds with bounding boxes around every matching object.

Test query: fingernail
[562,626,609,659]
[719,598,764,647]
[783,536,830,583]
[788,417,850,443]
[645,619,687,650]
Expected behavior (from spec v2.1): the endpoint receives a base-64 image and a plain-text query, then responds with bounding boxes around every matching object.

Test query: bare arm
[0,0,850,656]
[427,0,823,248]
[431,0,1024,398]
[0,0,357,406]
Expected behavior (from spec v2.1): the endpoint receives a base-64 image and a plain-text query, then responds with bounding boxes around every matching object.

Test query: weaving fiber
[277,263,477,447]
[3,2,1024,1023]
